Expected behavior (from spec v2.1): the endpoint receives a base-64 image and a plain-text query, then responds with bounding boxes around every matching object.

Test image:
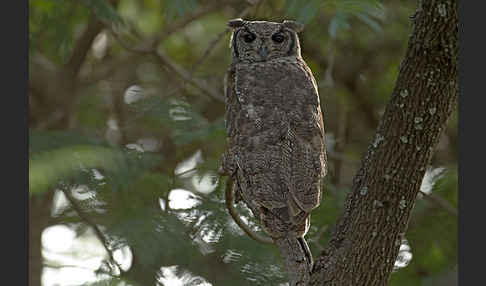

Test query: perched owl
[221,19,327,285]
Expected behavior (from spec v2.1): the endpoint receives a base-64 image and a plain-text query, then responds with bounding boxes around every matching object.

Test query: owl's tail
[275,235,312,286]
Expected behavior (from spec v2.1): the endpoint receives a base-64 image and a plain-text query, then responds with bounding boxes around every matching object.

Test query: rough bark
[309,0,458,285]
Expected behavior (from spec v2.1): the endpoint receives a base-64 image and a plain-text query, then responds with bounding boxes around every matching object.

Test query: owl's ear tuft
[228,18,245,28]
[282,20,304,33]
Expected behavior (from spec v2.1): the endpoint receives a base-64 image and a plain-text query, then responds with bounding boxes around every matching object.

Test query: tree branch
[109,29,225,101]
[151,4,221,47]
[153,48,225,101]
[106,5,232,102]
[65,16,105,76]
[66,0,121,76]
[310,0,458,284]
[29,0,121,130]
[106,2,263,102]
[108,3,222,54]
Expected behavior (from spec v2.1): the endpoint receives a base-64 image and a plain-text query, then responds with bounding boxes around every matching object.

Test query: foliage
[29,0,89,63]
[81,0,124,24]
[29,0,457,285]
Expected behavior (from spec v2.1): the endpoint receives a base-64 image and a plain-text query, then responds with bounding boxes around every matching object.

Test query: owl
[221,19,327,285]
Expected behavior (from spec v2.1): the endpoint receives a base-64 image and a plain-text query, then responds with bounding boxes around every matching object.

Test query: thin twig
[151,5,221,47]
[108,3,261,102]
[116,87,184,134]
[109,32,224,101]
[61,187,125,274]
[109,28,155,53]
[175,166,198,177]
[419,191,458,216]
[109,2,220,51]
[78,54,138,86]
[108,19,226,102]
[190,28,231,74]
[153,48,225,101]
[190,6,253,74]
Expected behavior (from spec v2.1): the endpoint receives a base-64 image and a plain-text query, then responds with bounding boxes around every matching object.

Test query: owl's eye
[242,33,256,43]
[272,33,285,43]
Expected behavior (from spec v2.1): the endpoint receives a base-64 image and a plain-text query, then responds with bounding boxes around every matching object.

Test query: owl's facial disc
[230,20,302,63]
[237,26,291,62]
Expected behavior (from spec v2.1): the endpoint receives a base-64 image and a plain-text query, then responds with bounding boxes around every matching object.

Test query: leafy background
[29,0,457,285]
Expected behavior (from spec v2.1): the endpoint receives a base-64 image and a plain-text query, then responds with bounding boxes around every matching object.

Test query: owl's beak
[258,46,269,59]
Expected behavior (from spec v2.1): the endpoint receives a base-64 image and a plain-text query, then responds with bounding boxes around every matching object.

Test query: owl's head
[228,19,304,63]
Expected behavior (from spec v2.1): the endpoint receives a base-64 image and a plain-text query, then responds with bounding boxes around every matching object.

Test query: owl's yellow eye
[242,33,256,43]
[272,33,285,43]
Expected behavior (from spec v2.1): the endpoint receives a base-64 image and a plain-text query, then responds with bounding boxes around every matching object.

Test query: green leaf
[29,143,157,195]
[165,0,199,20]
[328,12,350,39]
[129,96,224,146]
[29,132,163,195]
[285,0,321,24]
[284,0,301,17]
[75,94,108,131]
[81,0,123,24]
[354,12,383,34]
[30,0,85,64]
[297,0,321,24]
[29,130,102,155]
[324,0,384,38]
[30,145,123,195]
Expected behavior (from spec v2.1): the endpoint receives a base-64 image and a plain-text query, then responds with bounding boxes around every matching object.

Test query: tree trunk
[309,0,457,285]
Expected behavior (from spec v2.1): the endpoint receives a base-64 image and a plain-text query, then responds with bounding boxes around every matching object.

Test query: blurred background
[29,0,458,285]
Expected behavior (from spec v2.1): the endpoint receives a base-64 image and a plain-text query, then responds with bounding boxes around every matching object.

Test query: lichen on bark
[309,0,457,285]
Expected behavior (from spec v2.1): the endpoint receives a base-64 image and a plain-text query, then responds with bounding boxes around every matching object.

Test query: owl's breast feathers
[225,58,327,238]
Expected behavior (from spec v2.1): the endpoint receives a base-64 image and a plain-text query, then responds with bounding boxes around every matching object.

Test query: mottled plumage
[221,19,326,286]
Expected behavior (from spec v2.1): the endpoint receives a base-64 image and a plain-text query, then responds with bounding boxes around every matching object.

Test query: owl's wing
[282,60,327,214]
[224,65,239,147]
[221,65,239,176]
